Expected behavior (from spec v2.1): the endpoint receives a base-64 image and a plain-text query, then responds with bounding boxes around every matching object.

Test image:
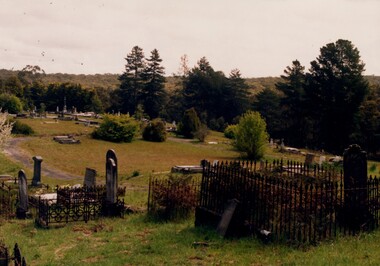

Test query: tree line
[0,39,379,157]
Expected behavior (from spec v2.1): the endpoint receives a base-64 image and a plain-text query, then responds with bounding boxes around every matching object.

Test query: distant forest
[0,40,379,157]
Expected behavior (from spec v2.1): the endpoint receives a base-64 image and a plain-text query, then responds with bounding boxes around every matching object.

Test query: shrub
[149,174,198,220]
[177,108,200,138]
[10,119,34,135]
[193,124,209,142]
[142,119,167,142]
[224,124,237,139]
[234,111,269,160]
[0,94,23,114]
[92,114,139,143]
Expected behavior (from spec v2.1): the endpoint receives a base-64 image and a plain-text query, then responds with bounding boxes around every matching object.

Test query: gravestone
[304,153,315,166]
[318,155,326,166]
[106,149,118,189]
[17,170,28,219]
[343,144,369,229]
[84,168,96,187]
[106,158,117,204]
[32,156,43,186]
[216,199,239,237]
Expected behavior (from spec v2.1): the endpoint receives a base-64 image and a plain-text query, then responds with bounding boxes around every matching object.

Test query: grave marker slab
[84,168,97,187]
[17,170,28,219]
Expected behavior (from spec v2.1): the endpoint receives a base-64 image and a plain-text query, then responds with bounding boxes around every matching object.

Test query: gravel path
[3,137,81,180]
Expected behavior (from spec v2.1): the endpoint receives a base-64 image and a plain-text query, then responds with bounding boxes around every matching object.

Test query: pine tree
[141,49,167,118]
[119,46,146,115]
[306,39,369,153]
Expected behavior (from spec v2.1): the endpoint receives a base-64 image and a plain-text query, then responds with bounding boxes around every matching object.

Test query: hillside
[1,69,379,92]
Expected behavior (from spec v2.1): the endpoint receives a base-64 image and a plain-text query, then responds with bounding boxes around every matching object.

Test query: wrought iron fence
[196,161,379,244]
[0,181,17,219]
[0,243,27,266]
[32,185,125,227]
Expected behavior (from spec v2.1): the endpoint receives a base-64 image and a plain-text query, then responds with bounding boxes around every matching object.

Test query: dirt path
[3,137,81,180]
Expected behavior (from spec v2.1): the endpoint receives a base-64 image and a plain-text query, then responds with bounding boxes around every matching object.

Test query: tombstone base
[16,208,27,219]
[102,201,125,217]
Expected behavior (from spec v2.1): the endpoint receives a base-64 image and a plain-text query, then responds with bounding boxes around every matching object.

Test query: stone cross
[32,156,43,186]
[106,158,117,204]
[84,168,97,187]
[17,170,28,218]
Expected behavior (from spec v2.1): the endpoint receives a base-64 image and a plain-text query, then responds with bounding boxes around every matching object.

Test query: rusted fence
[195,160,379,244]
[0,181,17,219]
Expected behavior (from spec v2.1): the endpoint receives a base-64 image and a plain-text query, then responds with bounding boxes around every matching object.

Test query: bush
[142,119,167,142]
[10,119,34,135]
[235,111,269,160]
[177,108,200,138]
[193,124,209,142]
[92,114,139,143]
[149,174,198,220]
[224,124,237,139]
[0,94,23,114]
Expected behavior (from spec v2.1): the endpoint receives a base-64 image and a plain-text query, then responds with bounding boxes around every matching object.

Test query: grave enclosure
[0,149,126,228]
[194,144,379,243]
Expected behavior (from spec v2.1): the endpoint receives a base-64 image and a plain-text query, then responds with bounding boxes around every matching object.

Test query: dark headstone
[32,156,43,186]
[343,144,370,230]
[304,153,315,166]
[106,149,118,189]
[17,170,28,219]
[106,158,117,204]
[84,168,96,187]
[216,199,239,237]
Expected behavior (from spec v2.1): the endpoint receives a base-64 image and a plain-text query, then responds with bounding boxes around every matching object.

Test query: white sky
[0,0,379,77]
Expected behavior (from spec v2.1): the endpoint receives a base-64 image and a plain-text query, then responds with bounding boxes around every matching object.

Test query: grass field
[0,117,379,265]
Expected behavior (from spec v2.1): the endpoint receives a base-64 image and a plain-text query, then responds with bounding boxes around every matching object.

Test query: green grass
[1,118,380,265]
[1,216,380,265]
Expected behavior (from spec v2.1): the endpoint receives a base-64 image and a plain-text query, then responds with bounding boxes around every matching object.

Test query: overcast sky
[0,0,379,77]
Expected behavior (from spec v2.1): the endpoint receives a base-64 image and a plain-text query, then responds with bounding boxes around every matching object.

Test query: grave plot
[53,135,80,144]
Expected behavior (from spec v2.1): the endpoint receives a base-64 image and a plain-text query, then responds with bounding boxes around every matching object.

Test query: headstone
[304,153,315,166]
[270,138,274,146]
[106,149,118,189]
[216,199,239,237]
[280,139,285,152]
[319,156,326,166]
[84,168,96,187]
[32,156,43,186]
[106,158,117,204]
[343,144,369,229]
[17,170,28,218]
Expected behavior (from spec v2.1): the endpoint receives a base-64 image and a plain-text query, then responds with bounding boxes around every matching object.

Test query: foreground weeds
[1,214,380,265]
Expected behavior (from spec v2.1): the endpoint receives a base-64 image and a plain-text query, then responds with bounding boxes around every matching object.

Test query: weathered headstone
[106,149,118,189]
[17,170,28,219]
[319,156,326,166]
[304,153,315,166]
[84,168,96,187]
[216,199,239,237]
[106,158,117,204]
[32,156,43,186]
[343,144,369,229]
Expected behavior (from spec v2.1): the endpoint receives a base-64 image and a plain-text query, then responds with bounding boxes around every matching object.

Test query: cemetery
[0,117,379,265]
